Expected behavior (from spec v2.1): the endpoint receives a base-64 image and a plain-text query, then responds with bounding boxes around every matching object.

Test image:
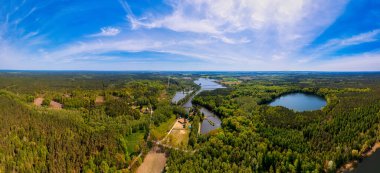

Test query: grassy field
[221,77,242,85]
[166,129,190,148]
[162,118,191,148]
[150,115,176,140]
[126,132,145,154]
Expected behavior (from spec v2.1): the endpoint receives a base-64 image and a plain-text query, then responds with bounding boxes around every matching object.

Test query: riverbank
[137,78,223,172]
[173,87,201,106]
[338,142,380,172]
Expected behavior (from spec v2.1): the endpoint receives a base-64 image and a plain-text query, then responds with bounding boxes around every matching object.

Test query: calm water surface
[172,91,192,104]
[270,93,380,172]
[269,93,326,111]
[200,108,222,134]
[182,78,224,134]
[183,78,225,108]
[194,78,224,90]
[349,150,380,173]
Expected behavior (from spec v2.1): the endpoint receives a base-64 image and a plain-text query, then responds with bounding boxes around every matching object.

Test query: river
[179,80,380,170]
[182,78,224,134]
[172,90,192,104]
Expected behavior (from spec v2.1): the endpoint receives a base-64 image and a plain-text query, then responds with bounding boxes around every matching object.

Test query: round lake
[269,93,326,112]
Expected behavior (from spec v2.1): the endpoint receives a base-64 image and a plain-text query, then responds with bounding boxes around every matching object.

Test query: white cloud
[317,29,380,50]
[45,39,163,60]
[304,29,380,60]
[89,27,121,37]
[130,0,308,33]
[22,31,39,39]
[339,29,380,46]
[8,0,377,71]
[123,0,348,58]
[310,53,380,71]
[0,39,42,70]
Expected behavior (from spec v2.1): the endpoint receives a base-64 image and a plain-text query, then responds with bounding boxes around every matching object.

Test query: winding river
[177,82,380,171]
[182,78,224,134]
[172,90,192,104]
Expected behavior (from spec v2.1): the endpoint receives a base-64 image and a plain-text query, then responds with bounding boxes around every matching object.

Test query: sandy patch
[137,149,167,173]
[338,142,380,172]
[164,119,190,147]
[364,142,380,156]
[158,91,167,101]
[33,97,44,106]
[172,118,190,130]
[95,96,105,104]
[338,161,357,172]
[362,142,380,157]
[166,129,189,147]
[50,101,62,109]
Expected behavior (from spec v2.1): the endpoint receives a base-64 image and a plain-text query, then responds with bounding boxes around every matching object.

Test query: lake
[348,150,380,173]
[182,78,224,134]
[269,93,326,112]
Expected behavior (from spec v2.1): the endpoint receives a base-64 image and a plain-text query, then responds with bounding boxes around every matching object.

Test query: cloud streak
[115,0,352,68]
[89,27,121,37]
[316,29,380,51]
[2,0,380,71]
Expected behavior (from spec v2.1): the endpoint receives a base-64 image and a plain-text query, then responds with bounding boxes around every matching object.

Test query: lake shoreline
[338,141,380,172]
[268,92,327,112]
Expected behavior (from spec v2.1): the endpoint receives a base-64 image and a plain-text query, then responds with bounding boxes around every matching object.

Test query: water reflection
[269,93,326,112]
[181,78,224,134]
[172,91,192,104]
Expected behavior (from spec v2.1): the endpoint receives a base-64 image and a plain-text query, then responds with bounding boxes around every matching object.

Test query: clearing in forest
[137,147,167,173]
[125,132,145,154]
[163,118,190,148]
[50,101,62,109]
[33,97,44,106]
[95,96,105,104]
[150,115,177,140]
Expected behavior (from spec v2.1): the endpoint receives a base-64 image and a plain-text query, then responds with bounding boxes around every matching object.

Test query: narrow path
[127,152,143,170]
[198,123,201,134]
[131,117,181,170]
[158,118,178,144]
[154,141,197,153]
[154,118,197,153]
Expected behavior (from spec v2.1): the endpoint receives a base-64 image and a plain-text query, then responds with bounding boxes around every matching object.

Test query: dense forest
[0,72,194,172]
[168,73,380,173]
[1,71,380,172]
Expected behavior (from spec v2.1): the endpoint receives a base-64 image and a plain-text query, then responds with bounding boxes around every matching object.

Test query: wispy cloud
[121,0,348,56]
[310,52,380,71]
[4,0,380,71]
[30,0,349,70]
[89,27,121,37]
[317,29,380,50]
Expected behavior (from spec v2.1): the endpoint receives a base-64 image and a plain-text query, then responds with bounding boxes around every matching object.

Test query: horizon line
[1,69,380,73]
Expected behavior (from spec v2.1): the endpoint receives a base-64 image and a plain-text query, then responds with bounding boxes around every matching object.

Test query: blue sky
[1,0,380,71]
